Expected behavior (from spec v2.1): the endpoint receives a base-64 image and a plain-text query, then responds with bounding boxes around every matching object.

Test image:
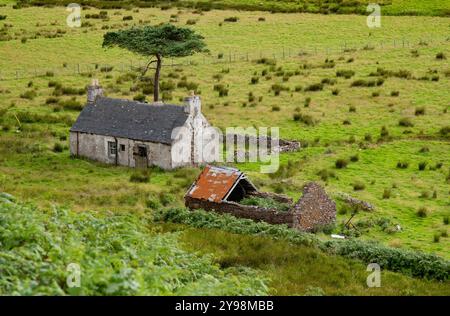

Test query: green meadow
[0,2,449,294]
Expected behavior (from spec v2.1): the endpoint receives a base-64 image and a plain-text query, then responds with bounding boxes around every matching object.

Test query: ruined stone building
[185,165,336,232]
[70,80,212,169]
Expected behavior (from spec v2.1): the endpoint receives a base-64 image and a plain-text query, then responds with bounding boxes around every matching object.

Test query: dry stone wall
[185,182,336,232]
[291,182,337,232]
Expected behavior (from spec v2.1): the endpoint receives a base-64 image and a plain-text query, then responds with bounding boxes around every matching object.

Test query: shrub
[331,89,339,96]
[60,99,83,111]
[160,81,176,91]
[396,161,409,169]
[305,83,323,92]
[255,58,276,66]
[53,143,63,153]
[186,19,196,25]
[250,76,259,84]
[444,216,449,225]
[353,181,365,191]
[155,208,450,281]
[295,113,315,126]
[420,191,430,198]
[162,91,172,101]
[335,159,348,169]
[342,119,351,125]
[317,169,335,182]
[130,171,150,183]
[159,192,175,206]
[391,90,399,97]
[433,233,440,243]
[364,133,372,141]
[415,107,425,116]
[271,84,289,95]
[303,97,311,107]
[247,92,255,102]
[321,78,336,85]
[439,126,450,138]
[0,199,267,295]
[418,161,428,171]
[349,105,356,112]
[100,65,113,72]
[350,155,359,162]
[213,84,228,97]
[258,17,265,21]
[122,15,133,21]
[336,69,355,79]
[417,207,428,218]
[431,75,439,81]
[20,90,37,100]
[380,126,390,138]
[224,16,238,22]
[48,80,60,88]
[54,86,84,96]
[133,94,146,102]
[45,97,59,104]
[436,52,446,60]
[382,188,391,199]
[240,196,290,212]
[419,146,429,153]
[272,106,280,112]
[146,194,161,209]
[351,79,376,87]
[399,117,414,127]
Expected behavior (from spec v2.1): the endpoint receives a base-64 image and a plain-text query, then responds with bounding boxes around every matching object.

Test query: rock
[337,192,375,212]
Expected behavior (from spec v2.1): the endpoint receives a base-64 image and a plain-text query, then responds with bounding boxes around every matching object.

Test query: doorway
[134,144,148,169]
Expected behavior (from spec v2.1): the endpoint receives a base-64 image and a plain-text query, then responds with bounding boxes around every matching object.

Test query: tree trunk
[153,54,162,102]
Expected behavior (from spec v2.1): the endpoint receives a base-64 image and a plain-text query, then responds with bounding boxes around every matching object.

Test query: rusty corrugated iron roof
[186,165,246,203]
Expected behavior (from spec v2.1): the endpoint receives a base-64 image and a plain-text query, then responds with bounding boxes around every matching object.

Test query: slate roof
[70,97,189,144]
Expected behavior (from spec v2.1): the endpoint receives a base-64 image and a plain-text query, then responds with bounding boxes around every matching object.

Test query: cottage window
[108,141,117,156]
[120,144,126,151]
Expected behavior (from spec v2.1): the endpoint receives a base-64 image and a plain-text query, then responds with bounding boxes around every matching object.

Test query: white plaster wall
[70,132,172,169]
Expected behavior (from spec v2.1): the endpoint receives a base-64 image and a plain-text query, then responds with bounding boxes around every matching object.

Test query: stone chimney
[87,79,103,104]
[184,92,201,116]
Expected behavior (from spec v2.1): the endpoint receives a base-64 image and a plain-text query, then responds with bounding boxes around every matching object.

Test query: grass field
[0,2,449,295]
[13,0,450,16]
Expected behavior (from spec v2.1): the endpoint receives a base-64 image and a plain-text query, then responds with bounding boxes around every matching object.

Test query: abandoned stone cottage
[69,80,212,169]
[185,165,336,232]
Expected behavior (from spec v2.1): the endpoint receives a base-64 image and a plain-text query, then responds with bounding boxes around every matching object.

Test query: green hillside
[0,2,448,295]
[12,0,450,16]
[1,195,449,295]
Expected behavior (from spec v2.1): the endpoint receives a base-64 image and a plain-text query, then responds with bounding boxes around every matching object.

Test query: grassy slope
[174,225,450,295]
[0,5,449,262]
[12,0,450,16]
[1,195,448,296]
[0,197,268,295]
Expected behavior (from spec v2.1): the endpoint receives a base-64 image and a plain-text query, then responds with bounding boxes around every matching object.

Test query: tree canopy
[102,23,207,58]
[102,24,207,102]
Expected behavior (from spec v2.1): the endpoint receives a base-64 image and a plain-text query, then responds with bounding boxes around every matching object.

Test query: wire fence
[0,35,448,81]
